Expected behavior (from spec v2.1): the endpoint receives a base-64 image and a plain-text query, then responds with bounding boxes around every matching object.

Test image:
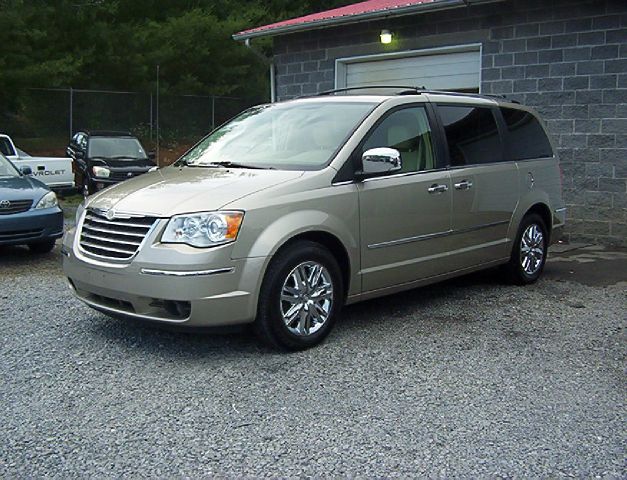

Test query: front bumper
[0,207,64,246]
[62,225,267,327]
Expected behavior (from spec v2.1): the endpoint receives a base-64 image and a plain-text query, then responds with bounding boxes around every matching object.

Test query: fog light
[380,29,392,44]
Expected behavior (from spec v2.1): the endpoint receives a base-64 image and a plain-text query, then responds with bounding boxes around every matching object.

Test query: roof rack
[83,129,133,137]
[313,85,424,97]
[304,85,520,103]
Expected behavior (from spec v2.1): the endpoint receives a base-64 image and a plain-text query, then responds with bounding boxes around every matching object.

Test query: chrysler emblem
[0,200,10,209]
[127,172,133,178]
[106,209,116,220]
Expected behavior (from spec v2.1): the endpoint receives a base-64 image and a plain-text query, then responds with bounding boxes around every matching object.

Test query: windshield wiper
[214,161,272,170]
[183,161,273,170]
[109,155,140,160]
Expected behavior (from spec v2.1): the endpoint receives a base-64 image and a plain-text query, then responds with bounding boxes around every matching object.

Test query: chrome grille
[0,199,33,215]
[79,210,157,260]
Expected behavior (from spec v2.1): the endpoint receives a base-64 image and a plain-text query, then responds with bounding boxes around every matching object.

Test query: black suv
[66,130,156,196]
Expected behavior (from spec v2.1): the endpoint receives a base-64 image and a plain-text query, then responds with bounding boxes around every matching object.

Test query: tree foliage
[0,0,352,106]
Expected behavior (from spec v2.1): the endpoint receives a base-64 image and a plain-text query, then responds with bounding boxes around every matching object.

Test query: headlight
[161,211,244,247]
[35,191,58,209]
[75,202,85,224]
[92,166,110,178]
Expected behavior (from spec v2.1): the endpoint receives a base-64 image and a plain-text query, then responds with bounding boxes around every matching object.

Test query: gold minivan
[62,90,566,350]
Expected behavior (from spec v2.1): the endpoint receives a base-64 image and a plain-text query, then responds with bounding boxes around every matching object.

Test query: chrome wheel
[520,223,545,275]
[280,261,333,336]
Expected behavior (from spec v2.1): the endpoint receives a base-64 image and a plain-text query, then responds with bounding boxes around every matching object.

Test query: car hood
[86,166,304,217]
[0,175,49,201]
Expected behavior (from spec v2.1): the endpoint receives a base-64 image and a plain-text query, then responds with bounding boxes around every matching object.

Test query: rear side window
[438,106,502,166]
[500,107,553,160]
[0,137,15,156]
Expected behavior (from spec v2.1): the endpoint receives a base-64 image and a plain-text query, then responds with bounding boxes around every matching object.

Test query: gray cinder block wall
[271,0,627,246]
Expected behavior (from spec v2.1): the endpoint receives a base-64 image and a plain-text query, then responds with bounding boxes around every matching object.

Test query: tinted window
[439,106,502,166]
[362,107,435,173]
[500,107,553,160]
[88,137,146,159]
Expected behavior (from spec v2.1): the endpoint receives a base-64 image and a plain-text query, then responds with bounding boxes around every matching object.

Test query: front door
[357,105,453,292]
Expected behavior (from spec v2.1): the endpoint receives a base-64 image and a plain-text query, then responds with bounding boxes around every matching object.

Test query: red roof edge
[233,0,499,41]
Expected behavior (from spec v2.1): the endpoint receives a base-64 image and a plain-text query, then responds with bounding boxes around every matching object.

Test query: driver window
[362,106,435,173]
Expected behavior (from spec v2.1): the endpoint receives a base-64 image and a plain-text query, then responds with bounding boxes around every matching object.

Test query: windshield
[0,153,20,178]
[177,101,376,170]
[88,137,146,159]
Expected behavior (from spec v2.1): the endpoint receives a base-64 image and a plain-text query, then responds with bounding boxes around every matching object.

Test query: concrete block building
[234,0,627,245]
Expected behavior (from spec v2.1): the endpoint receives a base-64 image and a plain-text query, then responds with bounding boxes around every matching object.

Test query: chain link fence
[2,88,263,165]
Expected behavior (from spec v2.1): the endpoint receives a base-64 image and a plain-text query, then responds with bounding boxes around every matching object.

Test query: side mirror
[360,147,402,176]
[148,151,156,161]
[20,166,32,175]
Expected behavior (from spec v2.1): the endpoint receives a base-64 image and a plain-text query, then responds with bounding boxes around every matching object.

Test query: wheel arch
[273,230,352,300]
[524,202,552,242]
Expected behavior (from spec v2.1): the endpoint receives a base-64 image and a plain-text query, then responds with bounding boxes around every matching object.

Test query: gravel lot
[0,242,625,478]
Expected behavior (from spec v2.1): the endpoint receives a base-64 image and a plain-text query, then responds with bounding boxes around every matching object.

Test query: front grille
[109,171,145,182]
[0,199,33,215]
[79,210,157,260]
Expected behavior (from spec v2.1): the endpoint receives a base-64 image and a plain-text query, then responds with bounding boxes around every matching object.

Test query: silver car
[62,90,566,350]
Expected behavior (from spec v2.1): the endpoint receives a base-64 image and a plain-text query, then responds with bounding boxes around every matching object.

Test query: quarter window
[439,106,502,166]
[500,107,553,160]
[361,107,435,173]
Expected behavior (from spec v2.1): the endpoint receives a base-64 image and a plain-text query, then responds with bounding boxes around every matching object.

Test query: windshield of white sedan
[177,101,376,170]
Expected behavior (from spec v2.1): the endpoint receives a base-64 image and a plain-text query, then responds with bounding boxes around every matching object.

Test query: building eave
[233,0,503,41]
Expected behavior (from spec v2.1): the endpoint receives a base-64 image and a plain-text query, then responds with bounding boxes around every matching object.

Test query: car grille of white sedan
[79,209,157,260]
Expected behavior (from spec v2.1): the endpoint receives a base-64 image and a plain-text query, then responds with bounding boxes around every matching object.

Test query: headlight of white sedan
[161,211,244,247]
[35,191,58,209]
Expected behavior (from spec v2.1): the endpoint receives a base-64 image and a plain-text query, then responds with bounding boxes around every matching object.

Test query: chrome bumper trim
[140,267,234,277]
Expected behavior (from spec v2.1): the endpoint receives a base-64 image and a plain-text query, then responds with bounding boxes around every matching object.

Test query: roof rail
[300,85,520,104]
[312,85,424,97]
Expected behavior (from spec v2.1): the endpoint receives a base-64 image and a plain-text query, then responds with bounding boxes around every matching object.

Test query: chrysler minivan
[62,89,566,350]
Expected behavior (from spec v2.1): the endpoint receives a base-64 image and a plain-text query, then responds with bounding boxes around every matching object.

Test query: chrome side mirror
[361,147,402,176]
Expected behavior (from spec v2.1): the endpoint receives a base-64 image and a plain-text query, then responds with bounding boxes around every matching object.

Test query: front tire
[254,241,344,351]
[505,213,548,285]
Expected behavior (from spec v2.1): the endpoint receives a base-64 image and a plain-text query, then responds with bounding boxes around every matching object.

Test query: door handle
[454,180,473,190]
[428,183,449,194]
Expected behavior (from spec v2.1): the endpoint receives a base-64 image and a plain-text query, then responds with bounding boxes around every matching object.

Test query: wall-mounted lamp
[380,29,393,44]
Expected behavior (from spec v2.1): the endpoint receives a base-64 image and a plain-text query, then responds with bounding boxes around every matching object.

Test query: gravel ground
[0,243,625,478]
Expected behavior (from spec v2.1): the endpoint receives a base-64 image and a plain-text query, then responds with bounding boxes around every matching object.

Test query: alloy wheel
[280,261,334,336]
[520,223,545,275]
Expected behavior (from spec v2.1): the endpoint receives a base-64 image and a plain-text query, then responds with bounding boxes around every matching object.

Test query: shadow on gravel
[83,267,507,357]
[86,314,271,359]
[0,243,62,268]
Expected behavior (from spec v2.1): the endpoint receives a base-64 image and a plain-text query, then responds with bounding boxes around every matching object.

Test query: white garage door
[339,46,481,92]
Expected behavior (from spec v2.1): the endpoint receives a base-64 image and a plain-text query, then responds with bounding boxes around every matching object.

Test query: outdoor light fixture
[380,29,392,44]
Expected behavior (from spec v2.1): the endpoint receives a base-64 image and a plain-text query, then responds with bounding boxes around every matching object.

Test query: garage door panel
[343,48,480,92]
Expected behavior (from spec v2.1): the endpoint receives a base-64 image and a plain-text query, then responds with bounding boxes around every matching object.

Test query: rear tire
[505,213,548,285]
[254,240,344,351]
[28,239,56,254]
